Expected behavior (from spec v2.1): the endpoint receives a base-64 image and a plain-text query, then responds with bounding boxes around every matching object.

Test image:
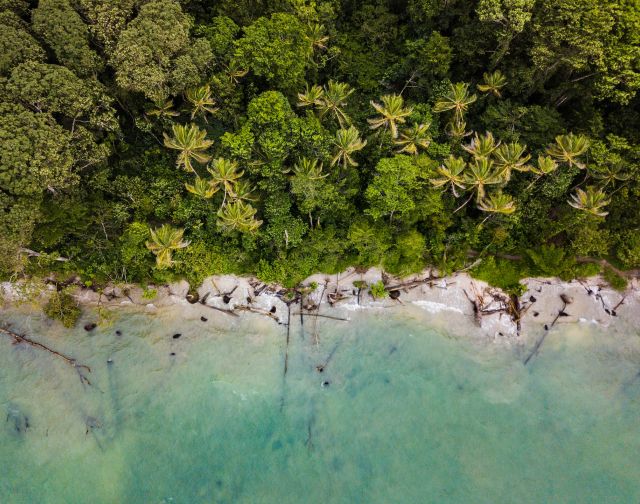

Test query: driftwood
[234,305,280,322]
[21,248,69,262]
[0,326,92,387]
[523,294,572,366]
[292,312,348,322]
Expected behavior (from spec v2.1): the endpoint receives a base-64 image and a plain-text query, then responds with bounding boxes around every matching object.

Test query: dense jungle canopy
[1,0,639,291]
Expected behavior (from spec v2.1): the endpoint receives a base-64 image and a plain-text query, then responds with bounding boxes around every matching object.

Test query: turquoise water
[1,304,640,503]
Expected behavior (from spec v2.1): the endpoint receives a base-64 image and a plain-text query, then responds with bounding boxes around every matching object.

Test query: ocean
[1,302,639,503]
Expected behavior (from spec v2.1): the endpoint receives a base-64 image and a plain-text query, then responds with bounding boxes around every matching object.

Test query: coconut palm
[207,158,244,204]
[477,191,516,214]
[477,71,508,97]
[317,81,353,127]
[546,133,590,169]
[568,186,610,217]
[464,158,506,200]
[431,155,467,196]
[368,94,413,139]
[225,61,249,84]
[185,84,218,121]
[293,158,328,180]
[217,201,262,233]
[306,23,329,51]
[145,224,189,269]
[530,155,558,176]
[163,123,213,173]
[434,82,477,123]
[493,142,531,180]
[394,123,431,155]
[446,119,471,141]
[590,164,632,187]
[231,180,258,202]
[185,176,218,199]
[462,132,499,160]
[331,127,367,168]
[297,84,324,108]
[147,99,179,119]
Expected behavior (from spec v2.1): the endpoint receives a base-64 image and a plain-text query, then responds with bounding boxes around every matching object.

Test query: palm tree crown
[546,133,590,169]
[431,155,467,197]
[477,191,516,214]
[217,201,262,233]
[464,158,505,200]
[477,71,508,97]
[146,224,189,269]
[463,131,499,160]
[368,94,413,139]
[207,158,244,204]
[394,123,431,155]
[185,84,218,121]
[163,123,213,173]
[185,176,218,199]
[331,126,367,168]
[568,186,610,217]
[434,82,477,123]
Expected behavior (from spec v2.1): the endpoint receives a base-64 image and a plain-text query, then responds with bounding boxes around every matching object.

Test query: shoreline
[2,268,639,346]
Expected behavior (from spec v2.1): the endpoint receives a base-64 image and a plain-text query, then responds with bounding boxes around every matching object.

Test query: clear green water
[1,305,640,504]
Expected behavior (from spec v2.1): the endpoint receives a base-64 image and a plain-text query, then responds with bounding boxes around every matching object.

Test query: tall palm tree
[231,180,258,202]
[464,158,505,200]
[493,141,531,180]
[306,23,329,52]
[207,158,244,204]
[568,186,610,217]
[293,158,328,180]
[434,82,477,123]
[217,201,262,233]
[526,155,559,189]
[145,224,189,269]
[546,133,590,168]
[462,131,499,160]
[163,123,213,174]
[477,71,508,97]
[394,123,431,155]
[297,84,324,108]
[148,99,180,119]
[185,84,218,121]
[185,176,218,199]
[590,164,631,188]
[331,127,367,168]
[477,191,516,214]
[368,94,413,138]
[318,80,353,127]
[430,155,467,196]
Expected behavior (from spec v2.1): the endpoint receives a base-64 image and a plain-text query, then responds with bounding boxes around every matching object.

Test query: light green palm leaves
[434,82,477,123]
[293,158,328,180]
[146,224,189,269]
[163,123,213,173]
[368,94,413,139]
[431,155,467,197]
[185,84,218,121]
[332,126,367,168]
[148,99,180,119]
[464,158,505,200]
[493,142,531,180]
[477,191,516,215]
[568,186,610,217]
[185,176,218,199]
[477,71,508,97]
[394,123,431,155]
[217,201,262,233]
[463,132,499,160]
[207,157,244,203]
[297,81,353,127]
[546,133,590,169]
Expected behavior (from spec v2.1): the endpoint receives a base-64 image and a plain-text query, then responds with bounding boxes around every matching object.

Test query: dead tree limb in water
[523,294,572,366]
[0,326,92,387]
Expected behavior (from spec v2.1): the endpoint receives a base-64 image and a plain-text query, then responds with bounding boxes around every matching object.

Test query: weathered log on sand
[523,294,571,366]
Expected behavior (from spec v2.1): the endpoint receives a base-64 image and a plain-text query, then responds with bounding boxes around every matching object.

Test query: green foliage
[369,280,387,300]
[43,290,81,328]
[603,267,628,292]
[616,231,640,270]
[471,256,527,295]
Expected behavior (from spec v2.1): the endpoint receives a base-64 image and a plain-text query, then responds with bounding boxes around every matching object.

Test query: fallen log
[0,326,92,387]
[523,294,571,366]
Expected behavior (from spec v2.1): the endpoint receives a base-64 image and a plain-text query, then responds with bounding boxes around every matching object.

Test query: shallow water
[1,304,640,504]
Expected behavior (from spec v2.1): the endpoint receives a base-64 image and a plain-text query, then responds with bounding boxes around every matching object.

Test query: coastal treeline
[1,0,639,291]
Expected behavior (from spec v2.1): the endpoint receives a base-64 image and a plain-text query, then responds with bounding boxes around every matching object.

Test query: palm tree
[446,118,470,141]
[462,132,499,160]
[331,126,367,168]
[368,94,413,138]
[306,23,329,52]
[217,201,262,233]
[145,224,189,269]
[526,155,559,189]
[434,82,477,123]
[546,133,590,168]
[394,123,431,155]
[293,158,328,180]
[225,61,249,85]
[297,84,324,108]
[185,176,218,199]
[430,155,467,196]
[464,158,506,201]
[207,158,244,204]
[231,180,258,202]
[477,71,508,97]
[568,186,610,217]
[147,99,180,119]
[163,123,213,173]
[590,164,631,188]
[185,84,218,121]
[477,191,516,214]
[318,80,353,127]
[493,142,531,180]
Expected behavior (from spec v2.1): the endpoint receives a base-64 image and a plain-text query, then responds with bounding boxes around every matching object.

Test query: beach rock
[84,323,97,332]
[186,290,200,304]
[389,290,401,300]
[172,333,182,339]
[200,316,208,322]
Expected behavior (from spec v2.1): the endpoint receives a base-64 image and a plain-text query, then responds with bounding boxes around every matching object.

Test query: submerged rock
[186,291,199,304]
[84,323,97,332]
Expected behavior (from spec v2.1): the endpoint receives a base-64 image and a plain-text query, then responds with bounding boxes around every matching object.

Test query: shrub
[43,291,81,328]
